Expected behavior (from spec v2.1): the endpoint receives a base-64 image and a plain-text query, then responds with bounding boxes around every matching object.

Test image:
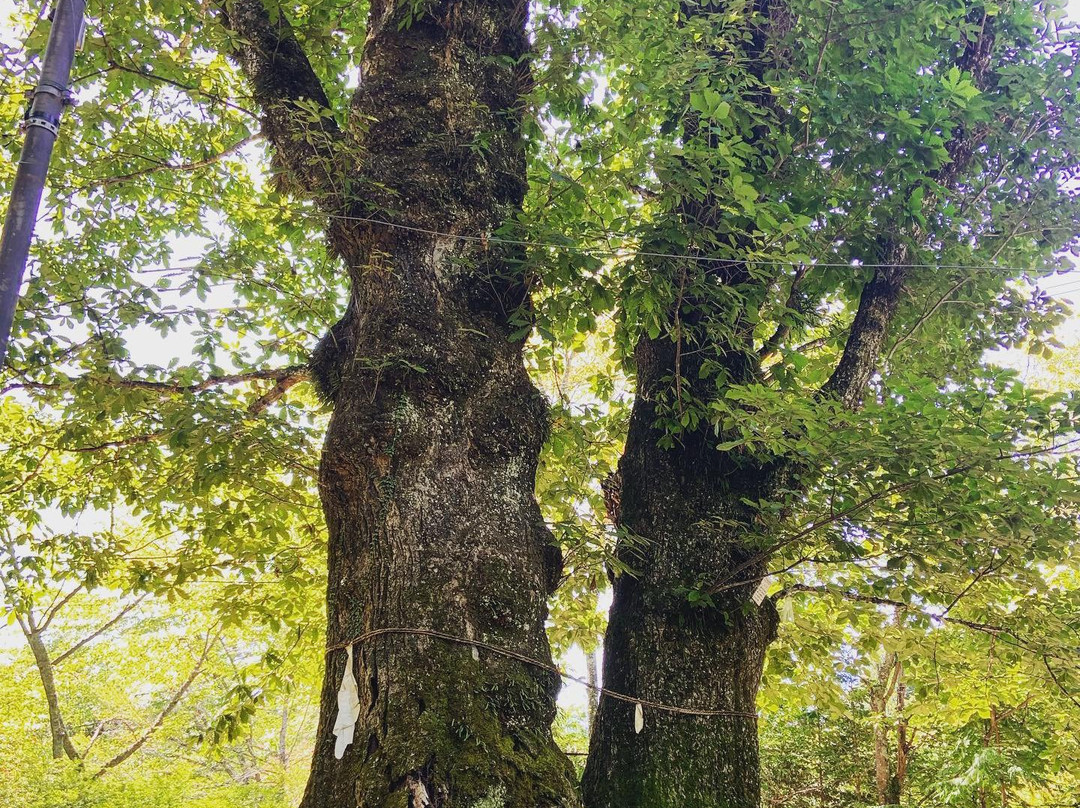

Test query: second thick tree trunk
[582,340,778,808]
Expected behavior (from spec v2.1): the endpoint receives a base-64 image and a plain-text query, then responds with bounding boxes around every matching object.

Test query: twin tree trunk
[584,3,786,805]
[581,340,779,808]
[225,0,967,803]
[293,1,579,805]
[227,0,793,801]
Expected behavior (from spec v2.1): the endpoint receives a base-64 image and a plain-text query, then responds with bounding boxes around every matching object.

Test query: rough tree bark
[582,5,996,808]
[221,1,580,806]
[581,324,781,808]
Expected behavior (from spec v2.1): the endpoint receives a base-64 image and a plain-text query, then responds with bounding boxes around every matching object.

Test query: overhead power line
[146,185,1080,276]
[82,191,1079,280]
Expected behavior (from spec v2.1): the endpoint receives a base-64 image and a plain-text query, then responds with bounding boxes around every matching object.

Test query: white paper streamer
[634,702,644,734]
[751,577,771,606]
[333,643,362,759]
[779,597,795,622]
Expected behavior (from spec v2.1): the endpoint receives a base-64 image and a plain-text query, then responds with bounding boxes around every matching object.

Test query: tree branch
[22,623,81,760]
[92,629,218,777]
[216,0,344,203]
[248,367,308,413]
[36,583,84,633]
[819,254,907,409]
[88,133,261,190]
[95,60,257,118]
[942,553,1006,617]
[52,595,148,667]
[707,434,1080,595]
[1042,656,1080,711]
[782,583,1080,702]
[6,364,308,397]
[884,275,974,364]
[759,265,809,364]
[60,432,165,454]
[819,11,997,409]
[778,583,1009,637]
[38,366,308,454]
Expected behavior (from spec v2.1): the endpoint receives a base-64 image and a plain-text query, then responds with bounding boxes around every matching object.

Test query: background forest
[2,0,1080,806]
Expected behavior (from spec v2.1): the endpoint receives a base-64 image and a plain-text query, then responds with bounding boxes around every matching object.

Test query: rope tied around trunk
[325,626,759,720]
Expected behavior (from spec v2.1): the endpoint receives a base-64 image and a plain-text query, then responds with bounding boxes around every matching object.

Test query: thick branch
[248,368,307,413]
[934,8,997,189]
[217,0,343,203]
[820,11,997,409]
[819,255,907,409]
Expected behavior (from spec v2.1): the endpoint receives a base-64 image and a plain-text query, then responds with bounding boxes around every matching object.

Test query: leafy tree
[4,1,1080,807]
[521,0,1080,805]
[3,0,583,803]
[0,579,322,808]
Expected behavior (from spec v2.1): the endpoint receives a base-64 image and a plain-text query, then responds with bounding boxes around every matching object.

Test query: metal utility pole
[0,0,86,367]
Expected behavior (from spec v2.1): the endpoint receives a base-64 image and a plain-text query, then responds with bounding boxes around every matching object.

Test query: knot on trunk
[310,298,359,404]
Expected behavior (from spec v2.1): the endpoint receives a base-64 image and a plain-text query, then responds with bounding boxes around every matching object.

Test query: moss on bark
[297,2,580,806]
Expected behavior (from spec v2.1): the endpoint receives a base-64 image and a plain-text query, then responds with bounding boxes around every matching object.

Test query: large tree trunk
[581,3,996,805]
[236,1,584,805]
[581,338,778,808]
[582,1,783,804]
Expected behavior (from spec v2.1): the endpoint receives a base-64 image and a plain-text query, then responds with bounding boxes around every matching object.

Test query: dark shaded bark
[220,1,582,806]
[582,331,779,808]
[820,257,907,410]
[583,2,784,804]
[219,0,342,202]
